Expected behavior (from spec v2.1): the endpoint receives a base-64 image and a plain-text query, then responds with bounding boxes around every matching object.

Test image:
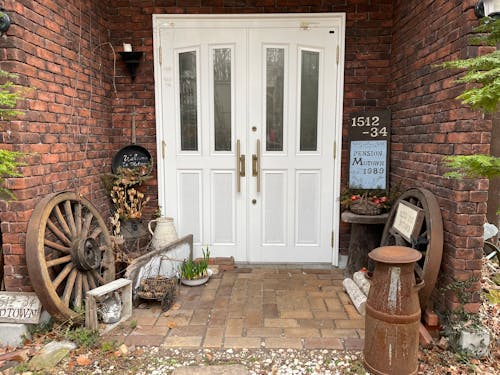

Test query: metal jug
[363,246,424,375]
[148,217,178,251]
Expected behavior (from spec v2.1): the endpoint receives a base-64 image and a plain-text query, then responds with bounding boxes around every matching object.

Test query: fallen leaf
[172,303,181,310]
[163,311,170,317]
[167,321,177,329]
[76,355,92,366]
[119,344,128,355]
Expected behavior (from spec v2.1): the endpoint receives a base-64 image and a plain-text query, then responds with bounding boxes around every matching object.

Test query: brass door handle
[252,139,261,193]
[237,140,245,193]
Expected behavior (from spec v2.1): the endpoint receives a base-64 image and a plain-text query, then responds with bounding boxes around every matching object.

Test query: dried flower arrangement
[105,166,152,235]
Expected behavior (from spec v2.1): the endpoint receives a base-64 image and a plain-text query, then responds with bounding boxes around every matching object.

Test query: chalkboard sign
[348,110,391,189]
[112,145,152,174]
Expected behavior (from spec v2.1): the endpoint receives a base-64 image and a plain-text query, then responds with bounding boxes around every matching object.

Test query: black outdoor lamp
[0,8,11,34]
[474,0,500,19]
[119,43,144,81]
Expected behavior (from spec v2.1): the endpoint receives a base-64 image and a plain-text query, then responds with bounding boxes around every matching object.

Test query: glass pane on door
[265,48,284,152]
[299,50,319,151]
[213,48,232,151]
[179,51,198,151]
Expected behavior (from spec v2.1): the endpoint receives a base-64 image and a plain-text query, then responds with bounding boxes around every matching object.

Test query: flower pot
[181,269,213,286]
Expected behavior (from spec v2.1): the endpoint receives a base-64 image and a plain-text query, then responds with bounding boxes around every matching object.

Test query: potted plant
[179,247,211,286]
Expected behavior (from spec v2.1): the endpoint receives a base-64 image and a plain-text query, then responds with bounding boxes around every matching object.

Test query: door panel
[248,27,336,263]
[162,27,247,260]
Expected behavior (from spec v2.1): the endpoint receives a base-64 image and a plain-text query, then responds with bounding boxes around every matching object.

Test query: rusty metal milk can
[363,246,423,375]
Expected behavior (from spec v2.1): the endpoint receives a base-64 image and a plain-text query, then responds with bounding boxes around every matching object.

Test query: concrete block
[453,326,491,358]
[0,323,29,347]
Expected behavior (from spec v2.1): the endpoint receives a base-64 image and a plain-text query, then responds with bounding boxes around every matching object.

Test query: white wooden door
[158,27,248,260]
[154,15,345,263]
[247,27,337,263]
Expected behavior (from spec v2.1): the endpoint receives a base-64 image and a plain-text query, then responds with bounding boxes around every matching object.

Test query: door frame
[152,13,346,266]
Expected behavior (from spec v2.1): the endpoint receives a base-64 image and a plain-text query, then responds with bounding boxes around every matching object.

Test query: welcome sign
[0,292,42,324]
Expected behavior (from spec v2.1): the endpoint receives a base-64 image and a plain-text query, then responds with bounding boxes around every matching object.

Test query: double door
[154,15,344,263]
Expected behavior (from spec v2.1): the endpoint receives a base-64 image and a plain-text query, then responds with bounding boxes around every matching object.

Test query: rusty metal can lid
[369,246,422,264]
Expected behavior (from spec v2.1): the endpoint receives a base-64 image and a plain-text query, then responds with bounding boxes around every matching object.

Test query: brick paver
[110,266,365,350]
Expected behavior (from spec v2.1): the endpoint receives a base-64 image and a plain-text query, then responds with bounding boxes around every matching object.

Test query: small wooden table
[341,211,389,276]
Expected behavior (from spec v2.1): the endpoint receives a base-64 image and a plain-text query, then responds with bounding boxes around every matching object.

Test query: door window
[265,47,285,152]
[179,50,199,151]
[299,49,320,152]
[212,47,232,152]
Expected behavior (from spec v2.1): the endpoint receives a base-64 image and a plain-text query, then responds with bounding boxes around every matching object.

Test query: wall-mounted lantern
[474,0,500,18]
[119,44,143,81]
[0,9,11,34]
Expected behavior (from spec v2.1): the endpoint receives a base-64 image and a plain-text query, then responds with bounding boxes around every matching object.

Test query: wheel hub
[72,238,102,271]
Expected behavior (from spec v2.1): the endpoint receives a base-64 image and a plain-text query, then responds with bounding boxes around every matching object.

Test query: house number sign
[348,110,391,190]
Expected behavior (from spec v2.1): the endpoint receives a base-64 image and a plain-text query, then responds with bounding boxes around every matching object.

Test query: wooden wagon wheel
[380,188,443,312]
[26,192,115,321]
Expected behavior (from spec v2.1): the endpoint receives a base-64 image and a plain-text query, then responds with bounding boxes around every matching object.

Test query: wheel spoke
[82,212,94,238]
[64,200,77,237]
[75,203,83,236]
[73,273,83,309]
[46,254,72,268]
[88,273,97,289]
[54,205,72,238]
[82,274,90,294]
[52,263,74,290]
[62,269,78,307]
[91,270,106,285]
[47,219,72,246]
[90,226,103,240]
[44,239,70,254]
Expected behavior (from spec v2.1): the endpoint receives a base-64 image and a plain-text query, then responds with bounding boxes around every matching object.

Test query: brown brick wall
[390,0,491,313]
[0,0,115,290]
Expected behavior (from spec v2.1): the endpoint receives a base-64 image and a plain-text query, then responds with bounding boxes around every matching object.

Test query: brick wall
[0,0,115,290]
[390,0,491,313]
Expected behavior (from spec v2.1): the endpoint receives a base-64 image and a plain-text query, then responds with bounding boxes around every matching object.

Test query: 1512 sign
[348,110,391,190]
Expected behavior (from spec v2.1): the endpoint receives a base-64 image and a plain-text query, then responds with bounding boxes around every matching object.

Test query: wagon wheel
[380,188,443,312]
[26,192,115,322]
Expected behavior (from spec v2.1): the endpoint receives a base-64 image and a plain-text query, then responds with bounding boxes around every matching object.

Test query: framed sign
[392,201,424,242]
[348,110,391,189]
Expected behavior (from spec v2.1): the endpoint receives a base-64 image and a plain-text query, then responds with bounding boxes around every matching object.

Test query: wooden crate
[85,278,132,334]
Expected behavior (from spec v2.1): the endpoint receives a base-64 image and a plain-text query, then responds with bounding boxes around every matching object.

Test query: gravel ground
[55,347,368,375]
[43,344,498,375]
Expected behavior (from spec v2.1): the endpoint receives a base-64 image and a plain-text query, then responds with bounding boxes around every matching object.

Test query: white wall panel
[262,171,287,245]
[296,170,320,245]
[177,170,202,243]
[211,171,235,244]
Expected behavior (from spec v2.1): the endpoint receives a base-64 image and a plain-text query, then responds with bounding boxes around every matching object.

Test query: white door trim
[152,13,345,266]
